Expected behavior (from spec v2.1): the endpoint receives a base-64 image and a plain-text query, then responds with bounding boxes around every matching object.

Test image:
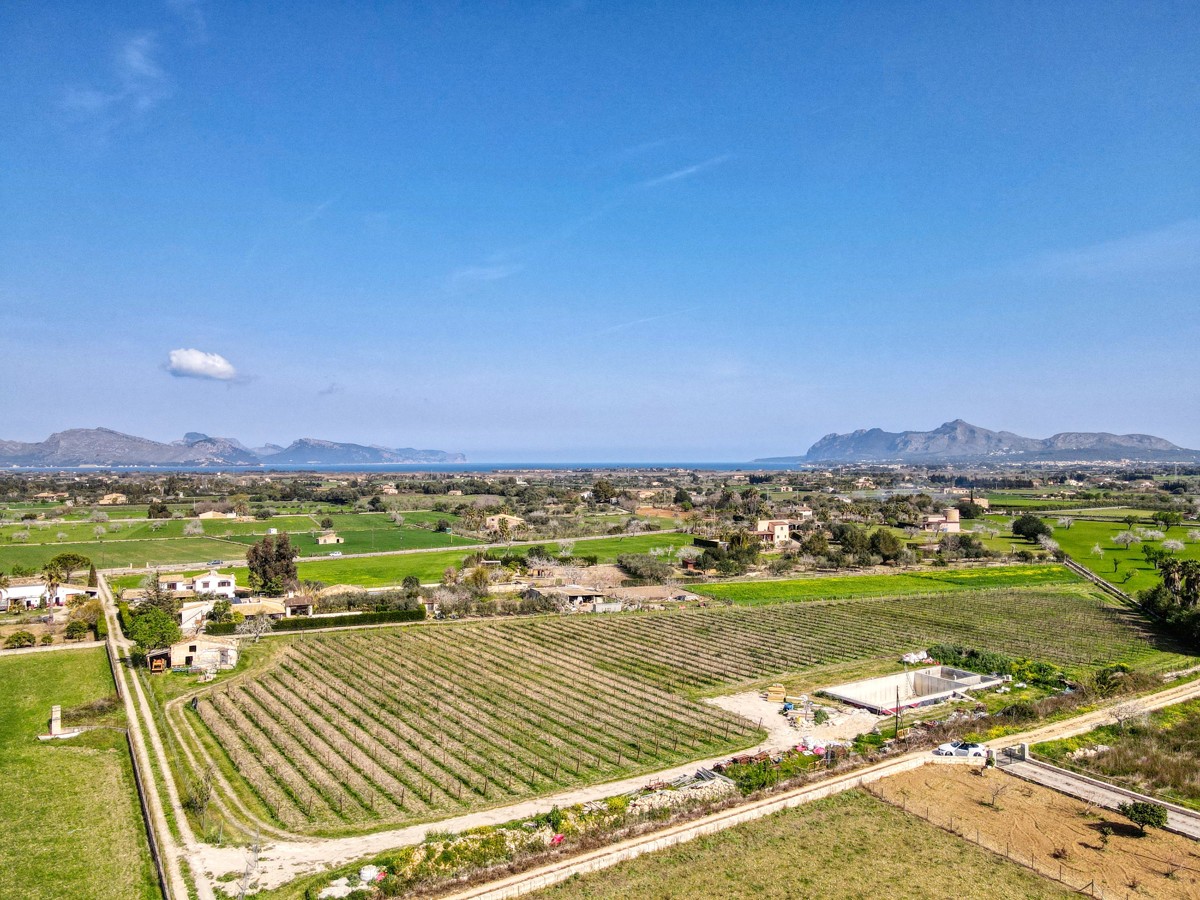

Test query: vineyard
[180,587,1182,836]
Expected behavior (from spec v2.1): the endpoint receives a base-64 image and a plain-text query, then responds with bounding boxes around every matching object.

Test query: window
[189,644,197,652]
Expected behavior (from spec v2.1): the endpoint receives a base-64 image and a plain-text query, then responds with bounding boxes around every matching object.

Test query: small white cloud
[166,348,238,381]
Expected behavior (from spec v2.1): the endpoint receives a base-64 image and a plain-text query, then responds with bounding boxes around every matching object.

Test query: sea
[8,461,806,474]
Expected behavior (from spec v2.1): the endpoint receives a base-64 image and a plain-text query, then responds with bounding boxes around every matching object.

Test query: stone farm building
[156,570,238,598]
[148,637,239,673]
[920,508,961,533]
[484,514,524,533]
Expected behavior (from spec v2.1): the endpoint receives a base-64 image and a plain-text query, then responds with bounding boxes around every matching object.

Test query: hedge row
[205,607,425,635]
[274,609,425,631]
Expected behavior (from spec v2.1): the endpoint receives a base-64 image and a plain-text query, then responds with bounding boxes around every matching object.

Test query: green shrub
[1118,801,1168,833]
[4,630,36,649]
[65,620,90,640]
[206,608,425,635]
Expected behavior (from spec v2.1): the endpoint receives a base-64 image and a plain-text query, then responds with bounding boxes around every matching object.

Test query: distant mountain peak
[754,421,1196,464]
[0,428,465,467]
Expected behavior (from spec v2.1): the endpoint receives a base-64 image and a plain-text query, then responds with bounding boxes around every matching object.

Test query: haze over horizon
[3,2,1198,460]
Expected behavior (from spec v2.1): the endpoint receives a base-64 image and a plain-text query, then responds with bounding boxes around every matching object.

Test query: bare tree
[1091,543,1105,558]
[236,615,274,643]
[1110,700,1147,731]
[988,782,1010,808]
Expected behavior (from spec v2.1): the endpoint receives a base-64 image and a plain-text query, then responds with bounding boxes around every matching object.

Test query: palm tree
[41,562,66,610]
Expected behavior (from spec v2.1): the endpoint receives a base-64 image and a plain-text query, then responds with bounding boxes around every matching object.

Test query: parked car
[328,551,343,557]
[207,559,223,566]
[933,740,987,758]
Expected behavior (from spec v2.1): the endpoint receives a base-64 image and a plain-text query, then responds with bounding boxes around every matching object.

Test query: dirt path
[0,638,105,656]
[101,577,219,900]
[100,581,196,900]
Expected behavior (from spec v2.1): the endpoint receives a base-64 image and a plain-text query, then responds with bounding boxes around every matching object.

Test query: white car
[328,551,343,557]
[933,740,987,758]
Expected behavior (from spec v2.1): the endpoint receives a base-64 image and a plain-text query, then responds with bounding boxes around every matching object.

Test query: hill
[756,419,1200,464]
[0,428,464,467]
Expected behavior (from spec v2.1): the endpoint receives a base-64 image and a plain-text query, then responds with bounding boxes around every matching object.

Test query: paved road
[1002,758,1200,840]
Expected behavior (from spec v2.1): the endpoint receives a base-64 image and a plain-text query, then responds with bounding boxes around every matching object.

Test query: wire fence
[866,785,1198,899]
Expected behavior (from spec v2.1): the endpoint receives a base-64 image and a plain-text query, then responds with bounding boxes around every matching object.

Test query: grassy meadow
[1034,517,1200,595]
[536,790,1070,900]
[293,531,693,587]
[692,564,1078,605]
[0,648,159,900]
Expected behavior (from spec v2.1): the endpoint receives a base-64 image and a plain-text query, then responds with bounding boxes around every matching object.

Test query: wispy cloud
[1028,219,1200,280]
[640,154,731,189]
[447,263,525,292]
[167,0,208,42]
[297,194,343,225]
[62,32,171,126]
[596,307,699,335]
[446,151,728,291]
[165,348,238,381]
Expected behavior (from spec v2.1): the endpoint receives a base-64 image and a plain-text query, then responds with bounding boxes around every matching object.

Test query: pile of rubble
[628,768,737,812]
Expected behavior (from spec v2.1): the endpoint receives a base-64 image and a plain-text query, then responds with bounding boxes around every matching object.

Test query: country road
[1001,758,1200,840]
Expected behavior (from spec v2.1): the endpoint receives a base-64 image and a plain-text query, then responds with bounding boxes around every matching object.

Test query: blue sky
[2,2,1198,460]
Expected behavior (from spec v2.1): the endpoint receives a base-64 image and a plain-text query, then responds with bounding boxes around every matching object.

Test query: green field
[224,526,474,555]
[1035,518,1200,595]
[294,532,693,587]
[536,790,1069,900]
[0,537,243,571]
[0,512,476,573]
[691,564,1078,605]
[0,514,320,544]
[0,648,159,900]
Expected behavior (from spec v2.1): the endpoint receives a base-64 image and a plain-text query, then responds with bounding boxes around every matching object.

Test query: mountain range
[756,420,1200,464]
[0,428,465,467]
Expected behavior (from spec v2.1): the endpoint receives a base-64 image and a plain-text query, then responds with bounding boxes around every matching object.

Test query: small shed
[316,531,345,545]
[284,596,314,617]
